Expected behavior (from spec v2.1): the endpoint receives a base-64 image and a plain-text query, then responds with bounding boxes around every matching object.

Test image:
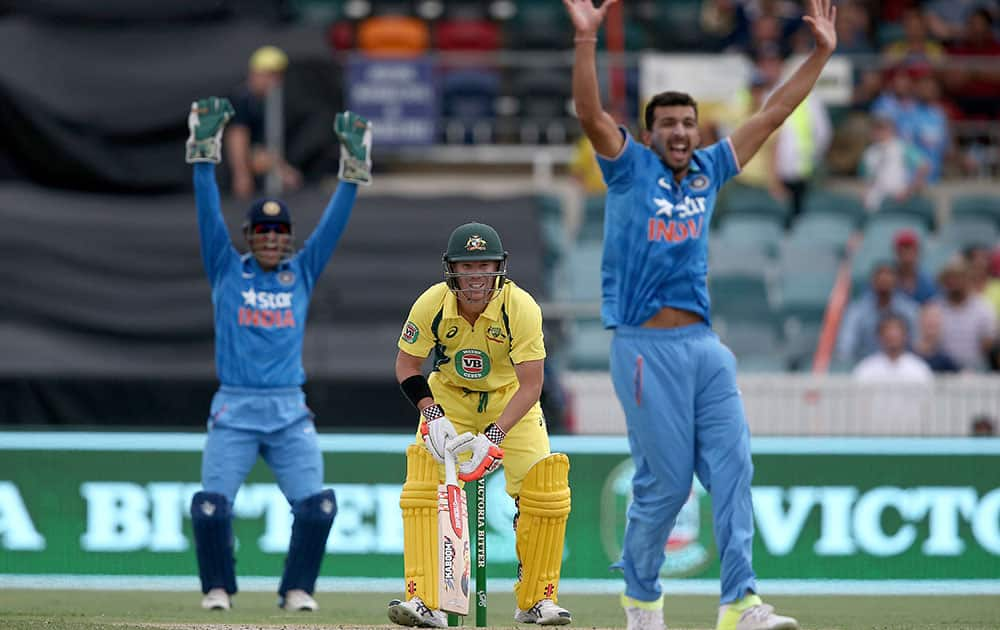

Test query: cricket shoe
[717,601,798,630]
[280,589,318,611]
[515,599,572,625]
[622,594,666,630]
[387,597,447,628]
[200,588,231,610]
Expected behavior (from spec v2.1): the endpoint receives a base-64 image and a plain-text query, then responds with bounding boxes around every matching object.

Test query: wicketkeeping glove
[447,422,505,482]
[186,97,235,164]
[334,110,373,185]
[419,404,458,464]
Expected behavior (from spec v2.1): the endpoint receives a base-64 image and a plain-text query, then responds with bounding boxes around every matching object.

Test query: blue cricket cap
[245,199,292,226]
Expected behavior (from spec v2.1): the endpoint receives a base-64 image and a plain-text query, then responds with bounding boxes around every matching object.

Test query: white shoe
[281,589,318,611]
[387,597,448,628]
[719,603,798,630]
[200,588,231,610]
[624,605,666,630]
[514,598,572,625]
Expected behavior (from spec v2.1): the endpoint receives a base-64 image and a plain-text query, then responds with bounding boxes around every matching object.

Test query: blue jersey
[596,128,740,328]
[194,163,357,388]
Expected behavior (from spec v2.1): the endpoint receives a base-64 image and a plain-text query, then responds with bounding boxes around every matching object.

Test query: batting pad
[514,453,571,611]
[190,491,237,594]
[279,489,337,596]
[400,443,441,610]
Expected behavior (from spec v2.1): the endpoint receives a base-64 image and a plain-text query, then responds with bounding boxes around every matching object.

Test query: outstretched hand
[802,0,837,53]
[186,97,234,164]
[562,0,617,37]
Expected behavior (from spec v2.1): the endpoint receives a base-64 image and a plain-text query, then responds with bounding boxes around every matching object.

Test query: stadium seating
[787,211,855,254]
[715,320,785,372]
[709,269,773,322]
[568,318,613,371]
[717,183,788,225]
[802,188,866,226]
[877,195,936,230]
[951,194,1000,226]
[937,216,999,250]
[504,0,571,50]
[440,69,500,144]
[509,69,573,144]
[434,17,501,51]
[358,15,430,56]
[716,214,784,257]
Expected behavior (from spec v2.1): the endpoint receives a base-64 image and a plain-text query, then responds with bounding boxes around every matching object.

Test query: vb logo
[455,349,491,380]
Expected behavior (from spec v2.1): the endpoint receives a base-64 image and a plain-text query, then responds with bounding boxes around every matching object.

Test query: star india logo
[465,235,487,251]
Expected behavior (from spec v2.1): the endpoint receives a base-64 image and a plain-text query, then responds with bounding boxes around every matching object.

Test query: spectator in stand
[943,8,1000,120]
[936,256,998,371]
[717,0,802,57]
[893,228,938,304]
[766,46,831,225]
[924,1,997,44]
[882,7,946,66]
[965,244,993,295]
[983,247,1000,321]
[226,46,303,200]
[568,136,607,195]
[859,114,930,212]
[871,65,921,144]
[910,68,949,182]
[913,302,961,372]
[710,58,784,202]
[853,314,933,382]
[838,262,920,365]
[852,314,933,429]
[970,414,996,436]
[834,0,876,54]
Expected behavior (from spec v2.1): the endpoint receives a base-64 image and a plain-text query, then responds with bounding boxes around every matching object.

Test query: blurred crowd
[840,231,1000,378]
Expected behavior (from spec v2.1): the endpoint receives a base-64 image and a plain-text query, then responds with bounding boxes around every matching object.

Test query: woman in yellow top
[387,222,572,628]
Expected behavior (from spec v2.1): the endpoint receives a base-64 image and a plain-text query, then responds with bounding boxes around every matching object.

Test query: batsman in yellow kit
[387,222,572,628]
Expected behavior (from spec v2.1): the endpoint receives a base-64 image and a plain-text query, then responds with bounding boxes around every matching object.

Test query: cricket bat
[438,446,470,615]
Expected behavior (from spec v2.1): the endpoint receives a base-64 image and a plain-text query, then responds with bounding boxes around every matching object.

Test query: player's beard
[651,135,692,172]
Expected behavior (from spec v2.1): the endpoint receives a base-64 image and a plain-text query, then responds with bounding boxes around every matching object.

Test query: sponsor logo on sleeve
[402,321,420,344]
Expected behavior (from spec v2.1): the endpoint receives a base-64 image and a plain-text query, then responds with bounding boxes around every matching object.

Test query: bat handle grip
[444,443,458,486]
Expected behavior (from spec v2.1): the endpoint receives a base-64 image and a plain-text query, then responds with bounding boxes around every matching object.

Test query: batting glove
[448,423,505,482]
[334,110,373,185]
[186,97,234,164]
[419,404,458,464]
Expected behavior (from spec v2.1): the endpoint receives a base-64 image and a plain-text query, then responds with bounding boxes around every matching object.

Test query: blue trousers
[610,323,756,605]
[202,416,323,505]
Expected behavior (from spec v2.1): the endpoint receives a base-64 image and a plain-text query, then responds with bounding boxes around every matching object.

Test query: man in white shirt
[854,315,934,382]
[853,315,933,433]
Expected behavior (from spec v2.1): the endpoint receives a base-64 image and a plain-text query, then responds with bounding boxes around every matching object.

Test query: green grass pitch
[0,591,998,629]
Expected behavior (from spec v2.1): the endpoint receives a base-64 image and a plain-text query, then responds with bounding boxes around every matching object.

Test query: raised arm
[730,0,837,167]
[187,97,238,283]
[298,111,372,286]
[564,0,623,158]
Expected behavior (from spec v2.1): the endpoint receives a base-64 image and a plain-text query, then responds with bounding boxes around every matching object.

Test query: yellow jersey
[397,280,545,393]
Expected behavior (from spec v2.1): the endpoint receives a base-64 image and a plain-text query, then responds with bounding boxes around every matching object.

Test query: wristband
[421,403,446,422]
[400,374,433,408]
[484,422,506,445]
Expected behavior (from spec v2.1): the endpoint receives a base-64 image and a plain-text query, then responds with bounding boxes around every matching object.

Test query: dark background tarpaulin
[0,13,342,191]
[0,185,547,426]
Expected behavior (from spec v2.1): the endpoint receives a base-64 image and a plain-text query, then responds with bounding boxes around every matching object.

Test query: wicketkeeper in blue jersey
[565,1,839,629]
[184,97,373,612]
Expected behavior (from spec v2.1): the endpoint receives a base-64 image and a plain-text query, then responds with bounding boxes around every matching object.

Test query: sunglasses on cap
[252,222,291,235]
